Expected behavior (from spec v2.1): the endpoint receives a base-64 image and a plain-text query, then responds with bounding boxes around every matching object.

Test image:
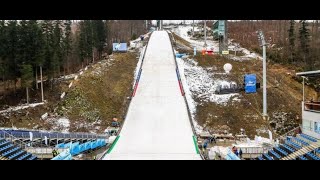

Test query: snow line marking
[193,135,200,154]
[176,67,184,96]
[107,136,120,154]
[132,68,142,97]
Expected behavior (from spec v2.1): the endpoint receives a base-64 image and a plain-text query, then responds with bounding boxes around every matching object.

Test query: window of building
[315,122,320,134]
[303,120,311,131]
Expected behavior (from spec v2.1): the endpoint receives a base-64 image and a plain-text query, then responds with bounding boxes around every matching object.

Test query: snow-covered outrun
[103,31,201,160]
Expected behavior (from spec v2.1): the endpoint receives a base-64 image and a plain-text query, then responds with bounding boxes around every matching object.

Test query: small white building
[296,70,320,139]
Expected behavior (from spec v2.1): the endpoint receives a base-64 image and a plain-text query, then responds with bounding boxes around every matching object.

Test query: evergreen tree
[288,20,295,63]
[20,64,33,104]
[28,20,45,88]
[0,20,7,84]
[78,21,87,67]
[6,20,19,91]
[93,20,107,60]
[299,20,311,69]
[52,20,63,77]
[84,20,93,64]
[63,20,72,75]
[42,20,55,88]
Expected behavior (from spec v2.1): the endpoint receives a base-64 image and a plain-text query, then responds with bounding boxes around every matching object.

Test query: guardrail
[0,130,107,141]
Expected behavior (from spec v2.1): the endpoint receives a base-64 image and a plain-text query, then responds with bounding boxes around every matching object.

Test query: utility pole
[224,20,228,52]
[204,20,207,47]
[92,22,94,64]
[257,30,268,120]
[40,66,44,102]
[192,20,195,36]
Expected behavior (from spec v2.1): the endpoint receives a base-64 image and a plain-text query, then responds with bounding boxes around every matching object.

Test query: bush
[131,33,137,40]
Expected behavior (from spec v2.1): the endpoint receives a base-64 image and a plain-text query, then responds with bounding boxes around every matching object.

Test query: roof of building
[296,70,320,77]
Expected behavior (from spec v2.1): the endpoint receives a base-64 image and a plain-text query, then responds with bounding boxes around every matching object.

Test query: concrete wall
[301,102,320,139]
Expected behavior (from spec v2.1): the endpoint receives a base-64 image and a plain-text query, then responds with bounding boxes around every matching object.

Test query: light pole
[257,30,268,120]
[204,20,207,47]
[192,20,195,36]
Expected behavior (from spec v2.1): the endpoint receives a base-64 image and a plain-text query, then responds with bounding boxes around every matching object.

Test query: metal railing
[0,130,107,141]
[277,125,301,143]
[0,130,38,160]
[304,102,320,112]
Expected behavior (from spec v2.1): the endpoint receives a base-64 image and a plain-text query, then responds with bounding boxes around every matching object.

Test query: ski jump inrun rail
[103,31,201,160]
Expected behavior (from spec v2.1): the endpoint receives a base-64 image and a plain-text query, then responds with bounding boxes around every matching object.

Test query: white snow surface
[132,45,147,88]
[104,31,201,160]
[171,25,262,61]
[57,118,70,129]
[46,117,70,133]
[171,25,219,52]
[176,57,239,106]
[0,102,45,114]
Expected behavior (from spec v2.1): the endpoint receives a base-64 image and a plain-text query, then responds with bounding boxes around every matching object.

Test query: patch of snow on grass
[177,58,239,106]
[0,102,45,114]
[171,25,219,52]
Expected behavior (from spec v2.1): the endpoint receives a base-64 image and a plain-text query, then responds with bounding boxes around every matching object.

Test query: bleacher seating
[293,137,309,146]
[255,133,319,160]
[274,147,288,156]
[286,140,302,150]
[8,150,25,160]
[17,153,32,160]
[300,134,318,143]
[52,139,107,160]
[306,152,320,160]
[298,155,308,160]
[262,153,273,160]
[281,144,295,154]
[28,155,37,160]
[0,138,37,160]
[268,150,281,159]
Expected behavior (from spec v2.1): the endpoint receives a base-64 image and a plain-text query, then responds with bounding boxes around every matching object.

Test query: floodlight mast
[257,30,268,120]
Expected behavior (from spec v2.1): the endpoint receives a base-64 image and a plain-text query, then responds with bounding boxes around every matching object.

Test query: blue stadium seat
[257,156,264,160]
[0,140,9,147]
[306,152,320,160]
[28,155,37,160]
[17,153,32,160]
[298,155,308,160]
[2,147,20,157]
[300,134,318,142]
[281,144,295,153]
[269,150,281,159]
[286,140,302,150]
[294,137,309,146]
[0,144,14,153]
[8,150,24,160]
[263,153,273,160]
[274,147,288,156]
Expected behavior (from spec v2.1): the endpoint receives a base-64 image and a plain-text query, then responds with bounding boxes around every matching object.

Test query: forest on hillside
[0,20,147,103]
[228,20,320,71]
